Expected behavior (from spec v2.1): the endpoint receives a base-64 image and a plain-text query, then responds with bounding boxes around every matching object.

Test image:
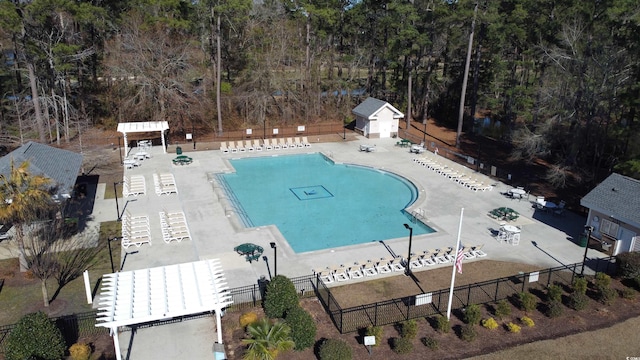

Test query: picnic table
[172,155,193,165]
[234,243,264,263]
[489,207,519,221]
[396,139,412,147]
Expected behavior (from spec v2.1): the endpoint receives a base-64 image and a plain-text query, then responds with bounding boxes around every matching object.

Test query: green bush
[547,284,563,303]
[520,316,535,327]
[595,272,612,289]
[481,317,499,330]
[622,287,637,300]
[365,325,383,347]
[5,312,66,360]
[435,315,450,333]
[264,275,299,319]
[285,306,316,351]
[494,299,511,319]
[400,319,418,339]
[421,336,439,350]
[569,292,590,311]
[546,300,564,318]
[616,252,640,280]
[517,292,537,312]
[240,311,259,329]
[506,322,521,333]
[598,287,618,305]
[460,324,477,342]
[573,277,588,295]
[463,304,482,325]
[392,337,413,354]
[69,343,92,360]
[318,338,352,360]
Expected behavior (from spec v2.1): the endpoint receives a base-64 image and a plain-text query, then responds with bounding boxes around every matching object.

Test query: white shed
[352,97,404,138]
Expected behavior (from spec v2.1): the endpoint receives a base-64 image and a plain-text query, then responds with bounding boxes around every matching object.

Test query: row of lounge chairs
[123,175,146,197]
[159,211,191,243]
[315,245,487,284]
[413,154,494,192]
[153,173,177,195]
[220,137,311,153]
[121,211,152,249]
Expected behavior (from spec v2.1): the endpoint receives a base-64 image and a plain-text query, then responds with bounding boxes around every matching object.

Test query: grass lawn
[0,221,121,325]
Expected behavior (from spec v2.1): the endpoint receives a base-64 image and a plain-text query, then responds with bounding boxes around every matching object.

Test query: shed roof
[117,121,169,133]
[0,142,83,198]
[96,259,232,329]
[352,97,404,120]
[580,173,640,228]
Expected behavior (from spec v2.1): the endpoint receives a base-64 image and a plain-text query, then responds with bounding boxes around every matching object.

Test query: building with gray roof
[352,97,404,139]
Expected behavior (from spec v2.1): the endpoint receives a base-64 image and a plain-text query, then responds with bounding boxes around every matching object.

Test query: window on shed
[600,218,619,238]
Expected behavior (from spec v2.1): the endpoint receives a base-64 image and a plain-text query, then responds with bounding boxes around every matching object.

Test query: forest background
[0,0,639,190]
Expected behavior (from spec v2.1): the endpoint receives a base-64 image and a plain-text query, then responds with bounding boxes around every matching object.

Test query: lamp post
[114,181,123,221]
[107,236,122,273]
[270,242,277,277]
[581,225,594,276]
[404,224,413,276]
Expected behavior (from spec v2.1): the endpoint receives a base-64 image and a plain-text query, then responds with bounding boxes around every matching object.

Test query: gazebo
[95,259,232,360]
[117,121,170,156]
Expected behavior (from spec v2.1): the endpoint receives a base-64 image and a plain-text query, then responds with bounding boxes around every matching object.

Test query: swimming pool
[219,153,435,252]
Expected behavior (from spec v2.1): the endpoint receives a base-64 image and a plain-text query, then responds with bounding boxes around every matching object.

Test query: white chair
[245,140,254,152]
[279,138,288,149]
[253,139,263,151]
[272,138,281,150]
[264,139,273,150]
[220,141,229,154]
[375,259,392,274]
[347,265,364,279]
[236,141,246,152]
[302,136,311,147]
[361,261,377,276]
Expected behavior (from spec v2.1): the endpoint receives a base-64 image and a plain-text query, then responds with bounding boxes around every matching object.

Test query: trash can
[579,234,588,248]
[176,146,182,155]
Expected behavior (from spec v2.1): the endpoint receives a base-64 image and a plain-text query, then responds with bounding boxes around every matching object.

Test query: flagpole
[446,207,464,320]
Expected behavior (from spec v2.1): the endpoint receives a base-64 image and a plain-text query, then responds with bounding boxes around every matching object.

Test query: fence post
[467,284,472,306]
[494,278,499,302]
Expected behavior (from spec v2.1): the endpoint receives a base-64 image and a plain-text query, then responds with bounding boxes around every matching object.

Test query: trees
[242,318,295,360]
[263,275,298,319]
[0,160,53,270]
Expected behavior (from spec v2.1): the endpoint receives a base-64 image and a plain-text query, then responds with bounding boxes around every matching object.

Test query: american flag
[455,244,464,274]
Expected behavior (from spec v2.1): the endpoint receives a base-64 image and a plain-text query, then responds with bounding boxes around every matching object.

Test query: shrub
[69,343,92,360]
[520,316,535,327]
[435,315,450,333]
[421,337,439,350]
[616,252,640,280]
[517,292,537,312]
[460,324,477,342]
[5,312,66,360]
[546,300,564,318]
[595,272,612,289]
[598,287,618,305]
[284,306,316,351]
[264,275,299,319]
[318,338,352,360]
[400,319,418,339]
[365,326,383,347]
[569,292,590,311]
[463,304,482,325]
[240,311,259,329]
[481,317,499,330]
[547,284,563,303]
[506,322,521,333]
[494,299,511,319]
[392,337,413,354]
[573,277,588,295]
[622,287,637,300]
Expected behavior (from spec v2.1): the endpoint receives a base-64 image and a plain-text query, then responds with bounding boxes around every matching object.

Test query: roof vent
[612,187,618,192]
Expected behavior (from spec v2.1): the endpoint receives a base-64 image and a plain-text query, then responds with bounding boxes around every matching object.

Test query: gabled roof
[352,97,404,120]
[580,173,640,228]
[117,121,169,133]
[0,142,83,198]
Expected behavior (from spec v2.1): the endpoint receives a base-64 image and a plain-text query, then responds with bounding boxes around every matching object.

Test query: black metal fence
[226,274,318,312]
[316,257,616,333]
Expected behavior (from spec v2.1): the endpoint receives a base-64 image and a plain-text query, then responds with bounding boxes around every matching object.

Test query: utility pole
[456,2,478,148]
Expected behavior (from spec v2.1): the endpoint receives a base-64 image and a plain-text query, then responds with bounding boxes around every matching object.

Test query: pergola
[117,121,170,156]
[95,259,232,360]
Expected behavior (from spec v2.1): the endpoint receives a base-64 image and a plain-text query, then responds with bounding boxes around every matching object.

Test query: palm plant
[0,160,53,270]
[242,318,294,360]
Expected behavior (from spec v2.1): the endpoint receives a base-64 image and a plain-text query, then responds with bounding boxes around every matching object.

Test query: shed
[0,141,83,200]
[580,173,640,255]
[352,97,404,139]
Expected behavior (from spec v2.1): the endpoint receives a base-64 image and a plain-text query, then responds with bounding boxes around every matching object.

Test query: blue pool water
[219,153,435,252]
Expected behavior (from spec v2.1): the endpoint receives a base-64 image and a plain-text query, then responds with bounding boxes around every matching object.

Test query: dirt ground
[222,260,640,360]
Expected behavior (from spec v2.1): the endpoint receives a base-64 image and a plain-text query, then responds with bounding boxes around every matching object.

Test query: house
[580,173,640,255]
[352,97,404,139]
[0,141,83,201]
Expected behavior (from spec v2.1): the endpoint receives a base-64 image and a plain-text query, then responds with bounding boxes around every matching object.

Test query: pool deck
[0,135,606,359]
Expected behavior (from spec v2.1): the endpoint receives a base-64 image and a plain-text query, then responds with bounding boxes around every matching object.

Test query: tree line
[1,0,639,185]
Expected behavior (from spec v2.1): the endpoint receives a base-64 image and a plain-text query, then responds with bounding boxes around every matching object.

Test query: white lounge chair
[348,265,364,279]
[236,141,246,152]
[279,138,288,149]
[220,141,229,154]
[245,140,254,152]
[253,139,263,151]
[375,258,392,274]
[272,138,281,150]
[294,137,304,148]
[301,136,311,147]
[362,261,377,276]
[471,244,487,257]
[229,141,237,153]
[318,270,334,284]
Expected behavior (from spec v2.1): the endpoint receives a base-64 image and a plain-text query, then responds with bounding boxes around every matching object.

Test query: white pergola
[95,259,233,360]
[117,121,170,156]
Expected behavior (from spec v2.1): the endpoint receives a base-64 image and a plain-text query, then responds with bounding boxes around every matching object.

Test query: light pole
[270,242,277,277]
[404,224,413,276]
[107,236,122,273]
[114,181,123,221]
[581,225,594,276]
